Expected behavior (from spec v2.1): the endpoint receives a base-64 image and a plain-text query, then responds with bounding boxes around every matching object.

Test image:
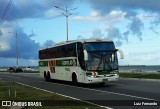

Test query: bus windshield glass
[84,42,118,71]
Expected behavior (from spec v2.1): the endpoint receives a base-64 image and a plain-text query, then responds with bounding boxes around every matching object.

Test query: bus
[39,39,124,85]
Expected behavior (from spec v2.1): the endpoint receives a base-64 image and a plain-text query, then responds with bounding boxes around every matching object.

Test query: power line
[0,0,12,22]
[0,0,5,14]
[0,0,12,25]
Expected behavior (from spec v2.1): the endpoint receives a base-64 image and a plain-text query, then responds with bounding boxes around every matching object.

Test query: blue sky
[0,0,160,66]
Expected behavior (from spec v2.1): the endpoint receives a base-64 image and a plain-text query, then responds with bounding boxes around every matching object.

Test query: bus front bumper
[86,74,119,84]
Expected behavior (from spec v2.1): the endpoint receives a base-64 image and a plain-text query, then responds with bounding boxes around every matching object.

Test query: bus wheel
[72,73,78,86]
[45,72,51,82]
[44,72,47,80]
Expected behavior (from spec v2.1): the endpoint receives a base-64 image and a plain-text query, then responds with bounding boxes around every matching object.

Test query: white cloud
[0,28,11,52]
[91,29,104,39]
[71,10,126,22]
[0,41,10,52]
[71,10,101,21]
[79,30,92,34]
[108,11,126,20]
[134,13,159,21]
[119,49,160,65]
[45,9,59,18]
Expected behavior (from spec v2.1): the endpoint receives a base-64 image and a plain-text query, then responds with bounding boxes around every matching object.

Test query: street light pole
[66,9,68,41]
[9,31,19,68]
[55,6,77,41]
[15,31,18,68]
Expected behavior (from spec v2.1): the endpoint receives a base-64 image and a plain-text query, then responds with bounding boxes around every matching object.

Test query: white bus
[39,39,124,85]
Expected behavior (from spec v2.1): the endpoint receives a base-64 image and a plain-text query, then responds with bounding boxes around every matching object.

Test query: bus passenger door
[76,68,84,83]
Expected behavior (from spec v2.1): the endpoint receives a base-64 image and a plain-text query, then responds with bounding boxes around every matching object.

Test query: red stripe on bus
[54,60,56,66]
[48,61,53,73]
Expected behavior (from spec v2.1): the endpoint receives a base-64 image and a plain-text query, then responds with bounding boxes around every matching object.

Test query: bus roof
[40,39,113,50]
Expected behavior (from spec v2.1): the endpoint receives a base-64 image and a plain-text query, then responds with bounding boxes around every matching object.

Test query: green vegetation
[0,82,103,109]
[119,73,160,79]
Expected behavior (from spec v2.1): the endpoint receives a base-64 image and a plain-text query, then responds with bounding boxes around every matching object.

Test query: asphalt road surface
[0,72,160,109]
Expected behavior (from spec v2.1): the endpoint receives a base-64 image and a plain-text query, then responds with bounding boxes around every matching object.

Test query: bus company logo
[2,101,11,106]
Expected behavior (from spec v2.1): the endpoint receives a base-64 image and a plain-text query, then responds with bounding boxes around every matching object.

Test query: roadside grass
[0,82,104,109]
[119,73,160,79]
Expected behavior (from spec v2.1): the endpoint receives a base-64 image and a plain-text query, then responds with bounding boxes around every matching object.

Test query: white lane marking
[16,82,111,109]
[4,75,21,79]
[0,78,2,79]
[39,81,157,101]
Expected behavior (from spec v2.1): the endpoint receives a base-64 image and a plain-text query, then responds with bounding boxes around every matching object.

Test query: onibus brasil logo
[2,101,42,107]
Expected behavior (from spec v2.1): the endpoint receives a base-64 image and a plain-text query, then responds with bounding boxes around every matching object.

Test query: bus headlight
[114,73,118,76]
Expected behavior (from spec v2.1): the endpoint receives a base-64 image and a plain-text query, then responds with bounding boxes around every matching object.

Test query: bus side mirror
[83,50,88,61]
[117,49,124,59]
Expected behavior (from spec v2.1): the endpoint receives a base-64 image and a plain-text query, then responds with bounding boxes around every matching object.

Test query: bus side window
[67,43,76,57]
[61,46,65,57]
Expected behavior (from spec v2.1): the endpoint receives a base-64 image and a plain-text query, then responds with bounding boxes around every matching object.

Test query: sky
[0,0,160,66]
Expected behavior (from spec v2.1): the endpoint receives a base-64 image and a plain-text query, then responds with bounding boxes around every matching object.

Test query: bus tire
[44,71,47,80]
[45,72,51,82]
[72,73,78,86]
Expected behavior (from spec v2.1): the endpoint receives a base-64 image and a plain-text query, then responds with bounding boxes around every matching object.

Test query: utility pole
[55,6,77,41]
[9,31,19,68]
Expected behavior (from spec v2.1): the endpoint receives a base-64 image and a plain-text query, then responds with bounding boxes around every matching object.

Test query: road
[0,72,160,109]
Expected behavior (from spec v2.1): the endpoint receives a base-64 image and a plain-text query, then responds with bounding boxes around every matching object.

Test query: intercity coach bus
[39,39,124,85]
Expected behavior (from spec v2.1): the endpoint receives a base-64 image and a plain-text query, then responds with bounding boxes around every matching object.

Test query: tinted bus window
[39,43,77,59]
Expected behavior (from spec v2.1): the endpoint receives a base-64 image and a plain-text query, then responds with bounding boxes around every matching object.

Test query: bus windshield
[84,42,118,71]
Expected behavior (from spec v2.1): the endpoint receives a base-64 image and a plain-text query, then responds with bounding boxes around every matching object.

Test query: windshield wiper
[87,52,113,71]
[104,59,112,71]
[96,57,103,70]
